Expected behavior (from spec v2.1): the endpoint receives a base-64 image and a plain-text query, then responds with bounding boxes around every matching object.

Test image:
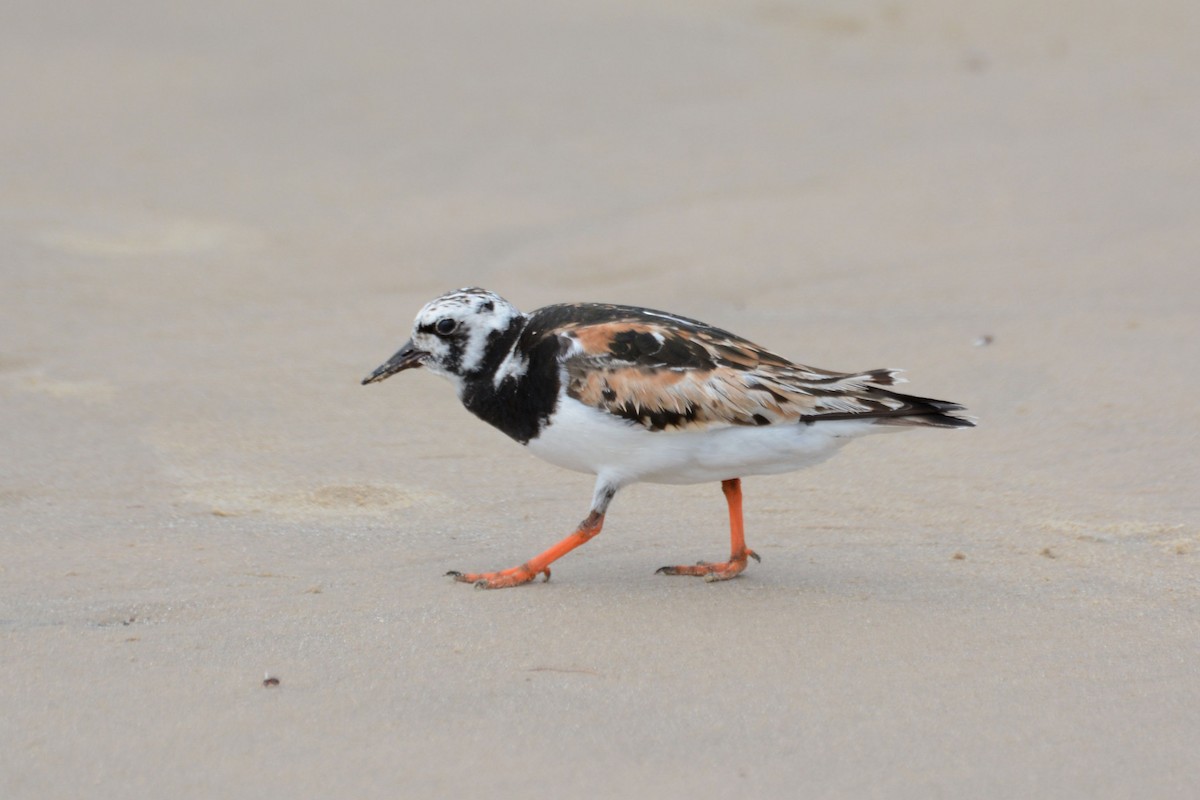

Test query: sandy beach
[3,1,1198,797]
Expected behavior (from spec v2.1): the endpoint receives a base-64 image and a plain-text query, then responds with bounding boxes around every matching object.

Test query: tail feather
[876,410,975,429]
[774,364,974,428]
[873,390,975,428]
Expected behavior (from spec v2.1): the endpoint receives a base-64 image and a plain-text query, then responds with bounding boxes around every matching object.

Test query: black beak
[362,340,428,385]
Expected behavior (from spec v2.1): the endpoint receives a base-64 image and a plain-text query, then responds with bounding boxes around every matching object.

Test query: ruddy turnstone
[363,288,973,589]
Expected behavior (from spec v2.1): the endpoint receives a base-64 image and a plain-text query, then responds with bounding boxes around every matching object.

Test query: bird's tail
[872,391,976,429]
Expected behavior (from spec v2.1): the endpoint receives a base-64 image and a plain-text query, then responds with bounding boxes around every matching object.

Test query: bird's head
[362,288,523,387]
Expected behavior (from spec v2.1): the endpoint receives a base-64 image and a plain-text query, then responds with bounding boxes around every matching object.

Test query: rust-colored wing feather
[523,303,970,431]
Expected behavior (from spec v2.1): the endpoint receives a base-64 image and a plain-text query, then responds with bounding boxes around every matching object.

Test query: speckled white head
[362,288,523,391]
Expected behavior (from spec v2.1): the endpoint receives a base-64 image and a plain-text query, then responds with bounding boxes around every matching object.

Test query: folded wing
[523,303,971,431]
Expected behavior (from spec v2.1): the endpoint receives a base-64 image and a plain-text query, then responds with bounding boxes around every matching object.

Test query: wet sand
[2,1,1198,797]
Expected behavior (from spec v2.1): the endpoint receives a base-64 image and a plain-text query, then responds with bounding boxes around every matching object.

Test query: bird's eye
[435,318,458,335]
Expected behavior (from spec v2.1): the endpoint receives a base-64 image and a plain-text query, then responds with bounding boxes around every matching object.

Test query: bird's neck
[458,315,561,444]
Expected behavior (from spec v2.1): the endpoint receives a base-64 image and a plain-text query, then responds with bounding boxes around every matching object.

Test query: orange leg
[656,478,759,581]
[448,510,606,589]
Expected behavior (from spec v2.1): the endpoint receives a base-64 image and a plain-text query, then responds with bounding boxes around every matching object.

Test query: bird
[363,287,973,589]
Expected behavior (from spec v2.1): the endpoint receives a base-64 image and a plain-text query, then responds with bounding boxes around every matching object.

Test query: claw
[444,510,607,589]
[447,565,542,589]
[652,479,758,583]
[655,550,757,581]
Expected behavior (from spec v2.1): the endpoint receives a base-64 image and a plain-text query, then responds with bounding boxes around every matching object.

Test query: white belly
[526,398,885,487]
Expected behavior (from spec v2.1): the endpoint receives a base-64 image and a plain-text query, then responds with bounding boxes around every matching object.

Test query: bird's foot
[655,549,759,582]
[446,564,551,590]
